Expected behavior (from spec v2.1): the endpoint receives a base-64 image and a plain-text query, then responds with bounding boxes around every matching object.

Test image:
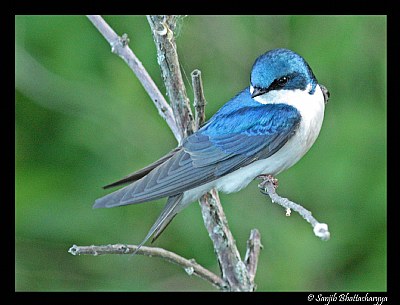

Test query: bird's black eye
[268,75,291,91]
[277,76,289,87]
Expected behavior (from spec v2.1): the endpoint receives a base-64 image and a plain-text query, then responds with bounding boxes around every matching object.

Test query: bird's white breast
[181,85,325,207]
[250,84,325,175]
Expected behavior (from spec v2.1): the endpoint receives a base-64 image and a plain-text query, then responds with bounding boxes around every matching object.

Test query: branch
[197,190,254,291]
[191,69,255,291]
[244,229,262,284]
[86,15,182,143]
[77,15,261,292]
[68,244,227,290]
[147,15,194,140]
[191,69,206,129]
[147,16,257,291]
[258,175,330,241]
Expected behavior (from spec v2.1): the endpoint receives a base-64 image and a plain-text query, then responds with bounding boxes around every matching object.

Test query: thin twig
[191,70,255,291]
[147,15,195,139]
[244,229,262,285]
[259,176,330,241]
[68,244,227,290]
[191,69,206,129]
[197,190,254,291]
[86,15,181,143]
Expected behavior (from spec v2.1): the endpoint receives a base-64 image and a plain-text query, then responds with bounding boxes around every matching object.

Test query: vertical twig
[191,69,206,129]
[147,15,194,140]
[197,190,254,291]
[191,68,254,291]
[244,229,262,285]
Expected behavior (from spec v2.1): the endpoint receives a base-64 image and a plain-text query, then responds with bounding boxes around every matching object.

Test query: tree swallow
[93,48,329,249]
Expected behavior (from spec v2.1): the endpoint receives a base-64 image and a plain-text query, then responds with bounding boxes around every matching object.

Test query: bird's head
[250,48,318,101]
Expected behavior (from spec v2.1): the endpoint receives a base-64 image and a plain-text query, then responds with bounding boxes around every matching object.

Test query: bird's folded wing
[102,147,181,189]
[93,103,300,208]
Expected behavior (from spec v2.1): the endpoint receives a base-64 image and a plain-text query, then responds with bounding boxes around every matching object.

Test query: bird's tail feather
[132,193,183,255]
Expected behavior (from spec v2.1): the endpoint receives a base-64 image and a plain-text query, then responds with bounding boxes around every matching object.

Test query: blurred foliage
[15,15,386,291]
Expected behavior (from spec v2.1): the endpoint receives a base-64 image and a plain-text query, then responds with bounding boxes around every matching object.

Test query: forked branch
[76,15,261,292]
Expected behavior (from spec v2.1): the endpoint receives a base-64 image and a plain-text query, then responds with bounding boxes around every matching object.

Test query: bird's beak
[251,87,267,98]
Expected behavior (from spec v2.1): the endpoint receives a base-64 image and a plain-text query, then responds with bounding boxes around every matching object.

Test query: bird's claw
[257,174,278,194]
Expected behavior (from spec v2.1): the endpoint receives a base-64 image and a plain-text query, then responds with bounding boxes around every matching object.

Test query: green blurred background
[15,15,386,291]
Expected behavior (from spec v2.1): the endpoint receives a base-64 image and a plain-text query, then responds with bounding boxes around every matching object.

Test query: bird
[93,48,330,250]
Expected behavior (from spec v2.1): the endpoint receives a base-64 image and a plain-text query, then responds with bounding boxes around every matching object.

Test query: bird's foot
[257,174,278,193]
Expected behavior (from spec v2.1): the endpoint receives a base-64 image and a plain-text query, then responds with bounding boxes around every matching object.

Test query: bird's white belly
[181,85,325,207]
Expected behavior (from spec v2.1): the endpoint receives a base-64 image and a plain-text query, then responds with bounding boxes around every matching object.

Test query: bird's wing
[102,147,181,189]
[93,148,211,208]
[186,102,302,174]
[93,103,301,208]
